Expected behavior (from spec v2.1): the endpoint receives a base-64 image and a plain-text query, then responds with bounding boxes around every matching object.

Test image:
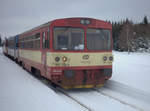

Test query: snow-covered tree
[118,19,134,51]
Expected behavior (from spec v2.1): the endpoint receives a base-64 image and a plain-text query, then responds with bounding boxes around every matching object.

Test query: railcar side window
[42,31,50,49]
[86,28,111,50]
[19,32,40,49]
[42,32,46,49]
[53,27,84,50]
[46,31,50,49]
[34,33,40,49]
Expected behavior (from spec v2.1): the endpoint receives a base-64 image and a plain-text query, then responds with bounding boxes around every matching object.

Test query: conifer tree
[143,16,148,25]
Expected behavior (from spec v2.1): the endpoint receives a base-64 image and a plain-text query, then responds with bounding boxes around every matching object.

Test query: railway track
[56,87,92,111]
[42,77,145,111]
[28,72,147,111]
[93,88,144,111]
[2,53,92,111]
[2,49,149,111]
[56,85,146,111]
[40,78,92,111]
[18,66,148,111]
[104,80,150,103]
[92,80,150,111]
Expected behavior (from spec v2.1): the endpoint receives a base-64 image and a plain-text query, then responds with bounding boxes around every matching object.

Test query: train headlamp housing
[85,20,90,24]
[62,56,67,62]
[109,56,113,61]
[55,57,60,62]
[103,56,107,61]
[80,20,84,24]
[80,19,91,25]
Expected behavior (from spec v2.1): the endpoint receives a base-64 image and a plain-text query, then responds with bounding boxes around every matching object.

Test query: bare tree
[118,19,134,52]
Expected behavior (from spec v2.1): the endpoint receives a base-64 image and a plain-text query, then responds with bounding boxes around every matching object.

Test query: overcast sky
[0,0,150,39]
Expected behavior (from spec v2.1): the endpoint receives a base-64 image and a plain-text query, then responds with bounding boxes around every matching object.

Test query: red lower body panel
[19,57,112,89]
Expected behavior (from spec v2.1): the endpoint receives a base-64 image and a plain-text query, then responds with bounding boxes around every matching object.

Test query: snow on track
[112,51,150,93]
[104,80,150,103]
[34,77,91,111]
[35,76,143,111]
[96,80,150,111]
[94,88,144,111]
[61,88,138,111]
[1,47,150,111]
[0,49,85,111]
[56,87,92,111]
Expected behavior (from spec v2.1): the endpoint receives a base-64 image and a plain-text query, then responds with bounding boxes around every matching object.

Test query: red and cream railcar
[18,18,113,89]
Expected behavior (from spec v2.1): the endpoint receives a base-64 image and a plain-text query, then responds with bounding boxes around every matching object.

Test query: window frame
[86,28,111,51]
[19,32,41,50]
[53,27,84,51]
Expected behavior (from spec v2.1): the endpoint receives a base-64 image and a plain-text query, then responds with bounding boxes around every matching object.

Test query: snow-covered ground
[0,47,150,111]
[112,51,150,93]
[0,48,85,111]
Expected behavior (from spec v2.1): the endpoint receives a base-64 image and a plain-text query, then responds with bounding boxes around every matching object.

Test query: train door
[41,29,50,77]
[15,35,19,61]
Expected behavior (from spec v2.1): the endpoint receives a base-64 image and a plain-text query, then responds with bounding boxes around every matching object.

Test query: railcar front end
[48,18,113,89]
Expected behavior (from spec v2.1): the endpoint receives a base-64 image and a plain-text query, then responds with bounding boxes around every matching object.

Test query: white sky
[0,0,150,39]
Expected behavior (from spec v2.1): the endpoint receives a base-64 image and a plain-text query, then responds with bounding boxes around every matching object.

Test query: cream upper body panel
[19,49,42,63]
[19,49,113,67]
[47,52,113,67]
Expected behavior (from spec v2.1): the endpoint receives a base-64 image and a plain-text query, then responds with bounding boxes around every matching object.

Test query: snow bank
[112,51,150,93]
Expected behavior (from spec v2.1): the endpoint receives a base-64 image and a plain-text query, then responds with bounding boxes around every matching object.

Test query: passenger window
[42,30,50,49]
[47,30,50,49]
[42,32,46,49]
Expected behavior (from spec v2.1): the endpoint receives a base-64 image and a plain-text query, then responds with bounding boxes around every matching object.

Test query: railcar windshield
[53,27,84,50]
[86,28,111,50]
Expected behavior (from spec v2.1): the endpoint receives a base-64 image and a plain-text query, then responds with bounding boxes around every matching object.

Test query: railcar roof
[21,21,51,35]
[20,17,111,36]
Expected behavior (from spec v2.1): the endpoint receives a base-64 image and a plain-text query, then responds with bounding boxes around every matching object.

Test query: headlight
[103,56,107,61]
[109,56,113,61]
[64,70,75,78]
[85,20,90,24]
[62,56,67,62]
[55,57,60,62]
[80,20,84,24]
[80,19,91,25]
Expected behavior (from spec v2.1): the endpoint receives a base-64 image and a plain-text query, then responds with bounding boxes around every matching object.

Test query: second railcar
[6,35,19,61]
